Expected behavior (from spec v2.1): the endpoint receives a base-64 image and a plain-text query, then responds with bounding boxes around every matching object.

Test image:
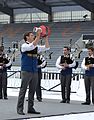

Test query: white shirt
[56,54,76,70]
[21,42,50,53]
[81,55,94,70]
[0,54,12,69]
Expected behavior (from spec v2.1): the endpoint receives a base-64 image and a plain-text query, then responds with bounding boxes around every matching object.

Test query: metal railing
[7,70,84,93]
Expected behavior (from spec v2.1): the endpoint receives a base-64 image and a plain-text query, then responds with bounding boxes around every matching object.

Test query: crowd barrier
[7,68,84,92]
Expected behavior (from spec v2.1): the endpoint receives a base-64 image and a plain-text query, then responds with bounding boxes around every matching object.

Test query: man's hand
[86,64,93,70]
[60,63,69,68]
[64,63,69,68]
[59,63,69,70]
[36,29,42,36]
[33,29,42,46]
[0,63,4,69]
[43,35,50,48]
[59,63,64,66]
[43,35,48,39]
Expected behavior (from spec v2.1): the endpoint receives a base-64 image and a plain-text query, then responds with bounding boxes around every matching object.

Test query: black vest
[24,47,38,56]
[0,54,10,71]
[60,55,73,64]
[85,57,94,65]
[0,54,9,65]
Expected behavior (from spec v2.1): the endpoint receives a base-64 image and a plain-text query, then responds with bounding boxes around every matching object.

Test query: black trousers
[17,71,38,112]
[84,76,94,104]
[0,71,7,98]
[36,71,42,99]
[60,74,72,101]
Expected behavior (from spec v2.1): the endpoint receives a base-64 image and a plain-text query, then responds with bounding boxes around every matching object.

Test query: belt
[27,54,37,57]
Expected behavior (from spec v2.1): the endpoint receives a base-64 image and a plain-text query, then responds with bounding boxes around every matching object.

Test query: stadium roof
[0,0,94,16]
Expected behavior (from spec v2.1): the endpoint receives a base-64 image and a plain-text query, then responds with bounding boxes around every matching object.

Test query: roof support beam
[73,0,94,13]
[22,0,52,14]
[0,4,13,16]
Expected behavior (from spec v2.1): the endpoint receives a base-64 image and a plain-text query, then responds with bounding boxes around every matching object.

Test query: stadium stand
[0,21,94,67]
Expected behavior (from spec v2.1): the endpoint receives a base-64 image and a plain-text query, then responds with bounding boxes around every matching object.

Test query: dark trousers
[0,72,7,98]
[17,71,38,112]
[60,74,72,101]
[36,71,42,99]
[84,76,94,104]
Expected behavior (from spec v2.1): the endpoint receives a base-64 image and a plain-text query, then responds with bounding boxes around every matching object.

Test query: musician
[0,46,12,100]
[56,46,76,103]
[81,47,94,105]
[17,30,50,115]
[36,54,47,102]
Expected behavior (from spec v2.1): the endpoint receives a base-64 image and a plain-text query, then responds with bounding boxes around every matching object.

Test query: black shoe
[28,108,40,114]
[66,100,70,104]
[60,99,66,103]
[81,102,90,105]
[4,97,8,100]
[28,111,40,114]
[37,98,42,102]
[17,110,25,115]
[0,97,3,99]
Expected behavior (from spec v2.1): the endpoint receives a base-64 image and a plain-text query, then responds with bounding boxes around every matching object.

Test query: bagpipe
[33,25,51,38]
[33,25,53,60]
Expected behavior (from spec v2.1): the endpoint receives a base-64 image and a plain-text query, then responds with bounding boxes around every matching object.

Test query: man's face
[63,48,69,55]
[88,49,93,56]
[26,33,35,43]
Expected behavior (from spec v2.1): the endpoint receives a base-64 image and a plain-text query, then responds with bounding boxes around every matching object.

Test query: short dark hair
[23,31,33,41]
[63,46,70,51]
[88,47,94,52]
